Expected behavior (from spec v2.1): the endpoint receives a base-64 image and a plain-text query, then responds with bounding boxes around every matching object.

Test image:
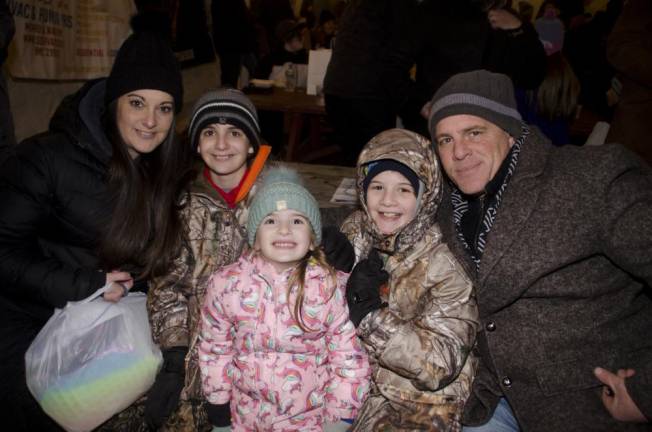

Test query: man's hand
[103,270,133,302]
[594,367,648,423]
[488,9,522,30]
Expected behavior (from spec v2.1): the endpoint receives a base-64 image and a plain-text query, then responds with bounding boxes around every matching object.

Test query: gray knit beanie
[428,70,523,139]
[247,167,322,247]
[188,88,261,152]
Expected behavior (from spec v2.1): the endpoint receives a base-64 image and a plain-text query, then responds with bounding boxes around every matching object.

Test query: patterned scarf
[451,126,529,269]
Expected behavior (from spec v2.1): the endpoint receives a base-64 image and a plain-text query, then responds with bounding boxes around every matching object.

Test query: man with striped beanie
[430,70,652,431]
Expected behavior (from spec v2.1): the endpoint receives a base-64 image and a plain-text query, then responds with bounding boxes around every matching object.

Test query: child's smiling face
[366,170,418,235]
[254,209,314,272]
[198,123,252,188]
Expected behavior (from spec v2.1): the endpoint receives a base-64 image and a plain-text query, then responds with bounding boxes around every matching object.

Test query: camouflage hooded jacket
[147,167,260,431]
[341,129,479,431]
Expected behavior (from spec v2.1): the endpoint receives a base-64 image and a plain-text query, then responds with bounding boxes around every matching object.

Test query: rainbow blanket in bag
[25,288,162,432]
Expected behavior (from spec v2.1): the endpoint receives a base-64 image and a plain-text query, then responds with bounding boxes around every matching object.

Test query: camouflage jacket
[341,129,479,431]
[147,168,258,431]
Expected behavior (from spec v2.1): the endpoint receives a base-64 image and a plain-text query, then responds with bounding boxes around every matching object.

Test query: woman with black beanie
[0,30,190,431]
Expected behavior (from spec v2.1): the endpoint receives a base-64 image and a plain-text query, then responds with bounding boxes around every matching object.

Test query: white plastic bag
[25,285,162,432]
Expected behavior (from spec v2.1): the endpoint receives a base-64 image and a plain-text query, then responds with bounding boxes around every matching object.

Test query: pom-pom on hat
[188,88,261,153]
[105,31,183,112]
[428,70,523,139]
[247,166,322,247]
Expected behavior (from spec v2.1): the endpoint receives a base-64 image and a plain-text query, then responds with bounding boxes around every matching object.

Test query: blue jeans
[463,398,521,432]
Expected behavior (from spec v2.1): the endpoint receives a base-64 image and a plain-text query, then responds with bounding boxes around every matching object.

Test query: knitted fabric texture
[428,69,524,139]
[247,167,322,246]
[105,32,183,111]
[188,88,261,153]
[362,159,421,197]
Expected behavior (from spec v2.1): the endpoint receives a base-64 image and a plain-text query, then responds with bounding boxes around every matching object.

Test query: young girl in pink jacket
[198,167,370,432]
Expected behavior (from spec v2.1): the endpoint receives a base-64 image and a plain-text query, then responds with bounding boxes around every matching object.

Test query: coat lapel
[476,133,551,302]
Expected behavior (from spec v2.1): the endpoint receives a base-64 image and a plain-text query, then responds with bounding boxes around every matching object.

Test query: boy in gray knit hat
[430,69,652,431]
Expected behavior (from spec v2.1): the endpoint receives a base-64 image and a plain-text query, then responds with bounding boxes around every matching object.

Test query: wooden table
[288,162,357,227]
[246,87,338,162]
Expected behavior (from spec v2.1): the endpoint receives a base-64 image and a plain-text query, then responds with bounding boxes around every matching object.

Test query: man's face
[434,114,515,195]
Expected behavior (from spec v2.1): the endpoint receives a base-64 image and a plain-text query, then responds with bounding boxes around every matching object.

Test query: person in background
[251,0,295,59]
[312,10,337,49]
[145,88,271,431]
[0,31,189,431]
[534,0,564,55]
[199,167,370,431]
[563,0,623,121]
[254,18,308,80]
[341,129,478,430]
[605,0,652,166]
[323,0,419,166]
[0,0,16,163]
[429,69,651,431]
[211,0,258,88]
[253,18,309,155]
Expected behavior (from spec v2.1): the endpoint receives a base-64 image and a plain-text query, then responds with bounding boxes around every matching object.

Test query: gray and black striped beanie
[428,70,523,139]
[188,88,261,152]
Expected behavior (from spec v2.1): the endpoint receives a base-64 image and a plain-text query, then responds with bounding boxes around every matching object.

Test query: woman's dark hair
[98,100,193,280]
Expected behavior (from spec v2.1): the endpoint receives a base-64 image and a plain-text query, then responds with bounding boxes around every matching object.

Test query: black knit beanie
[363,159,421,196]
[188,88,261,153]
[105,31,183,112]
[428,70,523,139]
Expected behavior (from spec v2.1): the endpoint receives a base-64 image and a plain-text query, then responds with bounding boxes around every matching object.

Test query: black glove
[345,249,389,327]
[144,347,188,430]
[321,226,355,272]
[205,402,231,427]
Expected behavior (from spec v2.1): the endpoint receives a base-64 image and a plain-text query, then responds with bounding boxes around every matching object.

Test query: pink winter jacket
[198,250,370,431]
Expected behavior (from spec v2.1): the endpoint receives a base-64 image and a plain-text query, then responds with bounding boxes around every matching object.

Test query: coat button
[486,321,496,332]
[502,376,512,387]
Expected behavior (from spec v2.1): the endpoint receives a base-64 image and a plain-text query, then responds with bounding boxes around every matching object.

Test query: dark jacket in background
[323,0,416,101]
[211,0,258,87]
[323,0,417,165]
[438,129,652,431]
[0,80,111,430]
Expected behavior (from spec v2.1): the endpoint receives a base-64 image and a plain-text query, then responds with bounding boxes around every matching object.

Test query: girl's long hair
[98,100,193,280]
[287,237,337,332]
